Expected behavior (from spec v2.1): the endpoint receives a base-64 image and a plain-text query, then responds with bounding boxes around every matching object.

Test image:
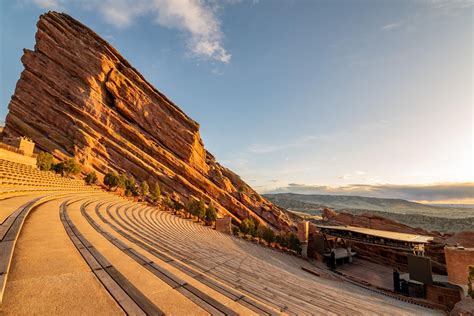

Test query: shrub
[104,172,119,189]
[150,182,161,204]
[287,233,302,254]
[37,151,54,171]
[164,196,173,208]
[84,171,97,185]
[204,204,217,224]
[257,226,275,243]
[118,173,127,189]
[275,234,288,248]
[173,201,184,214]
[232,226,240,236]
[52,162,65,176]
[240,217,256,236]
[140,181,149,197]
[275,233,302,253]
[63,158,81,176]
[174,201,184,210]
[197,200,207,221]
[124,176,138,196]
[188,199,206,221]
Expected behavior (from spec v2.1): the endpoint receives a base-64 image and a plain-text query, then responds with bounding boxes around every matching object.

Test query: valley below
[265,193,474,233]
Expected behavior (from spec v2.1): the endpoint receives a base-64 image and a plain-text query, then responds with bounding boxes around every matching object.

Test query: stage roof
[317,225,433,244]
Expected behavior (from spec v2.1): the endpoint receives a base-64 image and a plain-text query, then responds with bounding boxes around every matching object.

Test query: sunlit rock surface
[3,11,293,231]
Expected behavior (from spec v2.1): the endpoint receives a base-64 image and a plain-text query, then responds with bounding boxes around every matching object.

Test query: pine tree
[204,203,217,225]
[150,182,161,204]
[140,181,149,197]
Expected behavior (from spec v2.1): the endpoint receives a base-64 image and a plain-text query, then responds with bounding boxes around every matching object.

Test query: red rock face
[3,11,293,231]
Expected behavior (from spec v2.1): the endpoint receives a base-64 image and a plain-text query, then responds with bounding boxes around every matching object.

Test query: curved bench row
[60,200,163,315]
[80,201,241,316]
[95,201,423,315]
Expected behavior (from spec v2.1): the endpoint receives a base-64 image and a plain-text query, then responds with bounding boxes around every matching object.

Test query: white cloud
[381,20,405,31]
[339,170,367,180]
[31,0,62,9]
[26,0,232,63]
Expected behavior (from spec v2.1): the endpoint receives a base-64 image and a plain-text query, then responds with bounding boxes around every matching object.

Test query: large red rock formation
[3,11,293,231]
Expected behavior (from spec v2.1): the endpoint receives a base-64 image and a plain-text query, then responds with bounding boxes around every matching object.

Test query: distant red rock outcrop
[3,11,293,231]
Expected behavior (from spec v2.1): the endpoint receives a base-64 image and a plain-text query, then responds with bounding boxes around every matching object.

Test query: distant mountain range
[264,193,474,233]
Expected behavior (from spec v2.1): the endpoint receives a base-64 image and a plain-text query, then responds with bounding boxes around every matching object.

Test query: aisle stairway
[0,158,443,315]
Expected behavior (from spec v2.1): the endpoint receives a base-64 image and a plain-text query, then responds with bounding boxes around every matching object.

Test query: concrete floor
[1,197,123,315]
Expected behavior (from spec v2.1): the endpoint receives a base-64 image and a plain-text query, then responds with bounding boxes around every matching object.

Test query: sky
[0,0,473,203]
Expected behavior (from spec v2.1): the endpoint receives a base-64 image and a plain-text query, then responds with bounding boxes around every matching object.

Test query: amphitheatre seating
[0,158,443,315]
[60,200,164,316]
[0,158,98,305]
[0,159,90,189]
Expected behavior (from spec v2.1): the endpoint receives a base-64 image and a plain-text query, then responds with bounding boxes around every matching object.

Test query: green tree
[204,204,217,225]
[104,172,119,190]
[140,181,149,197]
[187,199,206,221]
[63,158,81,176]
[194,200,207,221]
[186,200,196,218]
[37,151,54,171]
[52,162,65,176]
[173,201,184,215]
[84,171,97,185]
[150,182,161,204]
[287,233,302,254]
[275,234,288,248]
[118,173,127,189]
[125,176,138,196]
[232,226,240,236]
[257,226,275,243]
[164,195,173,208]
[240,217,256,236]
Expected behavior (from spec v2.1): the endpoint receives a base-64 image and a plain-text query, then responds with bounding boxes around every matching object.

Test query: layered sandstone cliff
[3,11,293,231]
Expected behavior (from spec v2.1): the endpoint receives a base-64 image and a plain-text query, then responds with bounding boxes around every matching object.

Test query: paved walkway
[67,199,212,316]
[0,194,44,223]
[1,196,122,315]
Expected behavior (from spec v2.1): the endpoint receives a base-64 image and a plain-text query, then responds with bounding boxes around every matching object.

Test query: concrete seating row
[59,200,164,315]
[89,201,432,315]
[0,195,57,304]
[84,201,276,315]
[0,159,97,192]
[78,201,241,316]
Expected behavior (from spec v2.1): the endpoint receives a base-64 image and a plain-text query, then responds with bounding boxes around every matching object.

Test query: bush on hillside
[172,201,184,215]
[275,233,302,254]
[240,217,256,236]
[140,181,149,197]
[275,234,288,248]
[52,162,65,176]
[104,172,119,189]
[204,203,217,225]
[287,233,302,254]
[84,171,97,185]
[118,173,127,189]
[188,199,206,221]
[124,176,138,196]
[257,226,275,243]
[63,158,81,176]
[150,182,161,204]
[37,151,54,171]
[232,226,240,236]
